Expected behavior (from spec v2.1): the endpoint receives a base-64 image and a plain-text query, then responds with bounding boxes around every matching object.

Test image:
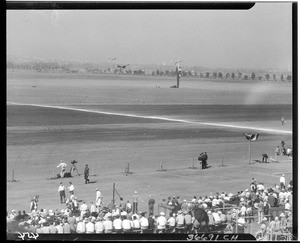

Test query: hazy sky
[7,3,293,70]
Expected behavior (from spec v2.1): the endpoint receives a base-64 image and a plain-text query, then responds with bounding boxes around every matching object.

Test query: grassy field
[7,70,292,215]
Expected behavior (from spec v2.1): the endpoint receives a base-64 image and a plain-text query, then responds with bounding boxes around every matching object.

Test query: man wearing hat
[84,164,90,184]
[175,210,185,233]
[156,212,167,233]
[280,174,286,190]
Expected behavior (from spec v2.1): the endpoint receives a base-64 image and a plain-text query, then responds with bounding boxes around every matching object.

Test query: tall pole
[113,183,115,206]
[248,141,252,164]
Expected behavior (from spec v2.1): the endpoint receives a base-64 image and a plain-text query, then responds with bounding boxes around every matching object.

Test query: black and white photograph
[6,2,296,241]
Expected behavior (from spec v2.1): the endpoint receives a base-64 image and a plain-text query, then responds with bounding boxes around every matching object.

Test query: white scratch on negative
[7,102,292,135]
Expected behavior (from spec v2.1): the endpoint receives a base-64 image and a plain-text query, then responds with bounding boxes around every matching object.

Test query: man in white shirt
[95,217,104,233]
[58,182,66,204]
[280,174,286,190]
[57,161,67,178]
[96,188,102,210]
[76,219,86,233]
[55,221,64,234]
[139,212,149,231]
[132,215,141,230]
[156,212,167,233]
[167,213,176,233]
[113,215,123,233]
[212,210,221,224]
[80,201,88,219]
[90,202,97,217]
[121,215,132,233]
[103,216,113,233]
[85,218,95,233]
[68,182,74,194]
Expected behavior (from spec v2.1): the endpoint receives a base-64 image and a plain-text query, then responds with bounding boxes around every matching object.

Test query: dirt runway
[7,71,293,213]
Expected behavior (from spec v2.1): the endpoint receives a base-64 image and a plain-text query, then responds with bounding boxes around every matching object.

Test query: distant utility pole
[175,60,182,88]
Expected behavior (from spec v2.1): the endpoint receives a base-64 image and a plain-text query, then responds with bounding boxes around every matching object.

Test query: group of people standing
[56,161,90,184]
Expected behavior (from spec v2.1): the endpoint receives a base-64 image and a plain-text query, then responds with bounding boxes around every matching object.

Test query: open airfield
[7,70,293,214]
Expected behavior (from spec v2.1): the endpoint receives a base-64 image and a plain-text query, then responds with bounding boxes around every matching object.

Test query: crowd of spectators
[7,176,293,237]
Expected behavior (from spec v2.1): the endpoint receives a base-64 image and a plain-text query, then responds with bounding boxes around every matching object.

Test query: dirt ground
[7,70,293,217]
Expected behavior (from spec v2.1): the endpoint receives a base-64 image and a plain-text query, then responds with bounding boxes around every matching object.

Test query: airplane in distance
[117,64,130,69]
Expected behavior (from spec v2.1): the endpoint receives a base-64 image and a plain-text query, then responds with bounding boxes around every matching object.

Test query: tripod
[69,163,80,176]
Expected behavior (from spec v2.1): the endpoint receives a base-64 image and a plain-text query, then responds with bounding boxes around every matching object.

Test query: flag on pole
[243,133,259,141]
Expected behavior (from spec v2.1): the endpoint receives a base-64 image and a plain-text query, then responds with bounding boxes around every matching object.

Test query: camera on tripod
[71,160,78,165]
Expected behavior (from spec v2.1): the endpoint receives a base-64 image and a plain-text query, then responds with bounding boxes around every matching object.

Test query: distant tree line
[7,60,292,82]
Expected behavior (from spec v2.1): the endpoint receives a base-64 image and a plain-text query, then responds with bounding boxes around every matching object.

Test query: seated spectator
[95,217,104,233]
[49,221,57,234]
[175,210,185,228]
[212,209,221,225]
[156,212,167,233]
[219,211,227,223]
[147,214,156,233]
[236,213,246,234]
[62,219,71,233]
[255,217,268,240]
[113,214,123,233]
[132,215,141,230]
[76,218,86,234]
[166,213,176,233]
[41,222,50,234]
[184,211,193,233]
[139,212,149,232]
[85,217,95,233]
[207,211,214,226]
[103,216,113,234]
[279,213,288,232]
[268,216,281,235]
[122,215,132,233]
[14,210,23,221]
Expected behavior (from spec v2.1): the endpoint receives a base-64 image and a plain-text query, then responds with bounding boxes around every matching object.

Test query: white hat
[262,217,267,221]
[240,198,244,202]
[121,211,127,216]
[280,213,285,217]
[160,212,165,216]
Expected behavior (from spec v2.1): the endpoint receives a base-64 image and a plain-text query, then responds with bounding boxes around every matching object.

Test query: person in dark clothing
[148,195,155,216]
[267,194,276,207]
[14,210,23,221]
[84,164,90,184]
[148,214,156,233]
[198,152,208,169]
[261,154,268,163]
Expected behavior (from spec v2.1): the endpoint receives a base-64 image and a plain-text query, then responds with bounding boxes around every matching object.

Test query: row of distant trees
[151,69,292,82]
[7,60,292,82]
